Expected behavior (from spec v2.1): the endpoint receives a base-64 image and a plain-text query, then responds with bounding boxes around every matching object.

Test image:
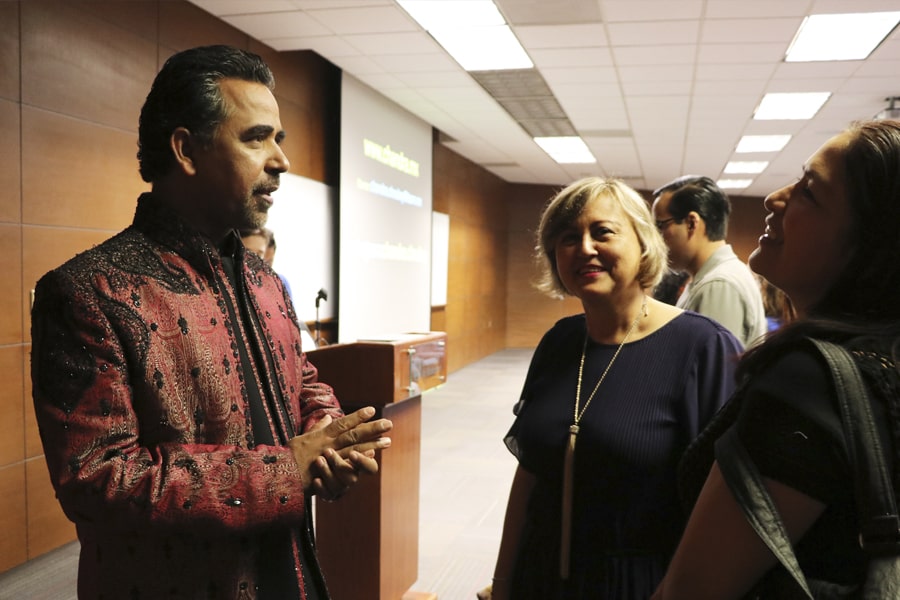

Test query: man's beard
[241,195,270,229]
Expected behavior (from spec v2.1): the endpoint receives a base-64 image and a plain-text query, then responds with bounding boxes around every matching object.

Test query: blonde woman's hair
[534,177,667,298]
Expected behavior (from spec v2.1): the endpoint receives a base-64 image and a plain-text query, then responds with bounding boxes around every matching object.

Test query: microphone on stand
[315,288,328,345]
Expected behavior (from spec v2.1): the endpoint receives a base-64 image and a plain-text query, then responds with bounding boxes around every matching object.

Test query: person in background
[485,177,742,599]
[653,269,691,306]
[756,273,794,332]
[652,175,767,348]
[30,45,391,599]
[652,120,900,599]
[263,228,295,299]
[239,226,271,261]
[240,227,316,348]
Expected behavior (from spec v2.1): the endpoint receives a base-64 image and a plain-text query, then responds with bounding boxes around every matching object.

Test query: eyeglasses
[655,217,680,230]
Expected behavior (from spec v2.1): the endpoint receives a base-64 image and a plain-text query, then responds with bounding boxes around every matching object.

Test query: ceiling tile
[530,47,613,68]
[184,0,900,188]
[498,0,603,26]
[613,44,697,66]
[190,0,299,15]
[697,42,787,64]
[704,1,808,19]
[607,20,701,46]
[372,52,459,73]
[617,64,695,82]
[307,5,417,34]
[267,35,360,56]
[601,0,703,22]
[222,12,329,39]
[513,24,608,48]
[700,18,802,44]
[344,31,439,56]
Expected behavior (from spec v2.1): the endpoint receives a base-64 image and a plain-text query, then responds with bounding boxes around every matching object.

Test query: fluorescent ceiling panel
[724,161,769,174]
[717,178,753,189]
[431,26,533,70]
[754,92,830,120]
[397,0,505,29]
[534,137,596,164]
[735,135,792,153]
[785,12,900,62]
[397,0,532,70]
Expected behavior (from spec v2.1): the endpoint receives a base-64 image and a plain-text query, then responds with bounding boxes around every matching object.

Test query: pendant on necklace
[560,423,579,579]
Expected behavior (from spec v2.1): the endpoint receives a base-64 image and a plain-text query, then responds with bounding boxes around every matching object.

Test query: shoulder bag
[715,339,900,599]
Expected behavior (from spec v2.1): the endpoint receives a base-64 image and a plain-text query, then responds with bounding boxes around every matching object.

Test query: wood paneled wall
[504,183,585,348]
[0,0,339,573]
[431,144,510,372]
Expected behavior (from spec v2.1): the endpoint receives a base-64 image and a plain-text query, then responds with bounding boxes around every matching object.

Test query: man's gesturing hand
[287,406,392,497]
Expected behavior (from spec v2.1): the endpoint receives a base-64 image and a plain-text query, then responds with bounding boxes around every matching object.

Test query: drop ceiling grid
[184,0,900,194]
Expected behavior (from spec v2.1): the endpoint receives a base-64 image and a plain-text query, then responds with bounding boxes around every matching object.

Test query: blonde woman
[488,178,742,599]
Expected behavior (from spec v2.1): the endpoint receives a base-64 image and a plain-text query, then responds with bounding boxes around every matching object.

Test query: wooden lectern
[308,332,447,600]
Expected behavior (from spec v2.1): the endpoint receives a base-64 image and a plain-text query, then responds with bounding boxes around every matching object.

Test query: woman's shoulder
[544,313,585,338]
[740,340,836,425]
[661,310,743,349]
[748,339,831,386]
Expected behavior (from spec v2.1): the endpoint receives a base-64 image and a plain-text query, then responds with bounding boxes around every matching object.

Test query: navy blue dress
[505,312,742,599]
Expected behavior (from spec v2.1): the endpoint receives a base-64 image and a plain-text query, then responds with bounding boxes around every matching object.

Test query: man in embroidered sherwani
[30,45,391,599]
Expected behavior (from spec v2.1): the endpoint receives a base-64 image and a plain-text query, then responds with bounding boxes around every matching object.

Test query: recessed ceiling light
[397,0,532,71]
[735,135,792,153]
[785,12,900,62]
[533,137,596,164]
[724,161,769,174]
[754,92,831,120]
[426,26,533,71]
[717,179,753,190]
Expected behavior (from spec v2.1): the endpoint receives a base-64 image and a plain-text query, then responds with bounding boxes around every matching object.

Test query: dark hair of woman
[738,120,900,381]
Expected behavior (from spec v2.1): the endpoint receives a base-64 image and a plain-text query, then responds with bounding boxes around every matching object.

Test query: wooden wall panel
[0,2,19,103]
[433,144,508,372]
[0,464,27,572]
[0,100,21,224]
[22,226,115,343]
[22,107,147,228]
[277,97,328,183]
[23,345,41,460]
[0,224,23,345]
[505,183,582,348]
[0,346,25,468]
[26,457,75,560]
[20,1,158,132]
[263,47,341,186]
[75,1,160,43]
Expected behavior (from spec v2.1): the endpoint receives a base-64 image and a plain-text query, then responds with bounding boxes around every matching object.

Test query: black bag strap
[717,427,814,596]
[810,339,900,553]
[715,339,900,599]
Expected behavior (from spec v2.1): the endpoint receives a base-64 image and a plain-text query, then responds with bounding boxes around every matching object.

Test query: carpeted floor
[0,348,531,599]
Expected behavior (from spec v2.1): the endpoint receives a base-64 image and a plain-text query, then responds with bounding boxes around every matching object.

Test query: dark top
[677,340,900,592]
[505,312,742,599]
[732,346,895,588]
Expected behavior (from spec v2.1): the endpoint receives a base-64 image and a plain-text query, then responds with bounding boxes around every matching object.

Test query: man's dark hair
[653,175,730,240]
[137,45,276,183]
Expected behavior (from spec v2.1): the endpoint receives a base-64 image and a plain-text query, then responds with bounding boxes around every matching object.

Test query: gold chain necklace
[559,297,647,580]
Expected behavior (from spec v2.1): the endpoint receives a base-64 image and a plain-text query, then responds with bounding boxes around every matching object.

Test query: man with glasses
[652,175,766,347]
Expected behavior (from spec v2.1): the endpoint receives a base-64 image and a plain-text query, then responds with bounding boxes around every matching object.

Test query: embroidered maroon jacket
[31,193,343,599]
